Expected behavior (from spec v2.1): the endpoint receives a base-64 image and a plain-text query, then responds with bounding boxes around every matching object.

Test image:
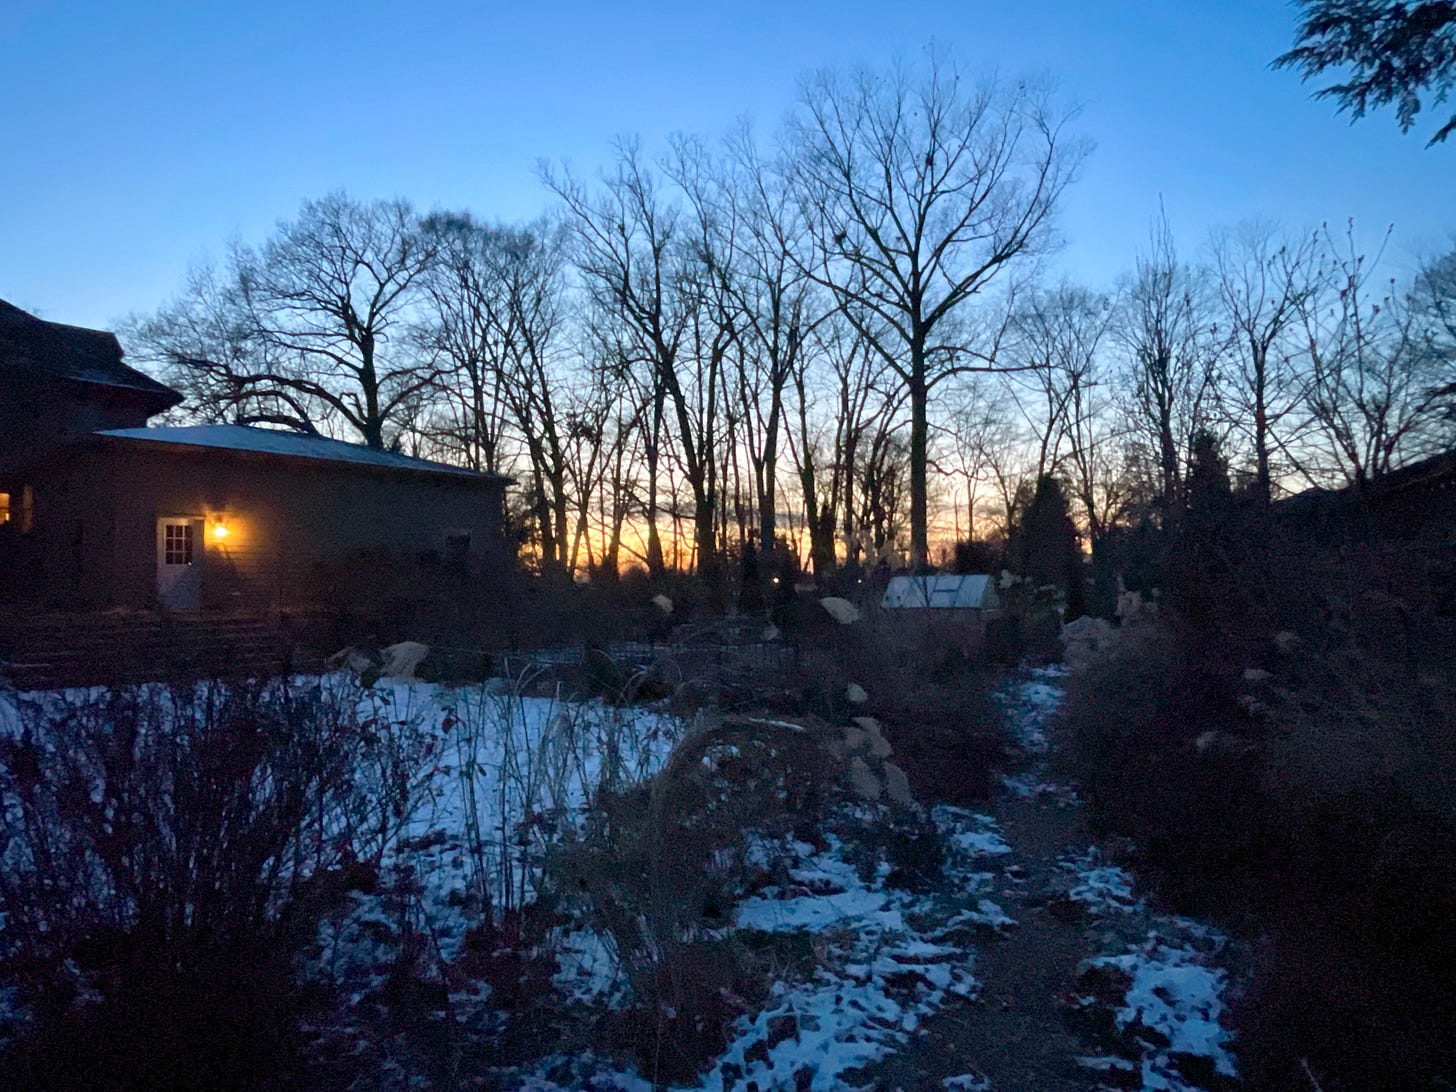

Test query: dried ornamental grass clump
[545,710,928,1081]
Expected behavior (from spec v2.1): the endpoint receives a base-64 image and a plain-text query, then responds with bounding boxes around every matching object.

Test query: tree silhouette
[784,53,1085,569]
[1276,0,1456,145]
[1010,475,1085,617]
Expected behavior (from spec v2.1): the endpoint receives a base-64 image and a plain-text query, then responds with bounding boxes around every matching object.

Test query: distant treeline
[125,55,1456,578]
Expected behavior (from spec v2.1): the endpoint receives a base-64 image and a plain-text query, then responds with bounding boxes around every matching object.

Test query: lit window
[0,492,9,525]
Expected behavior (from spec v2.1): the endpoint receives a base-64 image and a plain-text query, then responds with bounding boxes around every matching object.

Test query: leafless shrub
[0,678,428,1088]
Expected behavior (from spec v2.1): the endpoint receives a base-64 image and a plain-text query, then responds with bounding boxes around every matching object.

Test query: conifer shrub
[1062,608,1456,1089]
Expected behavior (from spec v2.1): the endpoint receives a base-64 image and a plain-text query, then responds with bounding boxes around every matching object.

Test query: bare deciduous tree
[127,195,439,449]
[724,130,831,558]
[234,193,440,449]
[122,260,301,430]
[417,213,514,474]
[1001,282,1112,487]
[1297,224,1452,485]
[544,143,693,575]
[784,54,1085,566]
[1115,214,1222,514]
[788,312,897,573]
[1211,222,1320,499]
[665,135,746,584]
[942,374,1017,544]
[1411,244,1456,425]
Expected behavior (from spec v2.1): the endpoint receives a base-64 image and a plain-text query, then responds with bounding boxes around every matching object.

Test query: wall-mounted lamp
[210,518,230,542]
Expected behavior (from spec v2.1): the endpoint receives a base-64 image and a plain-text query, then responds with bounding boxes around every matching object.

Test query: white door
[156,517,202,611]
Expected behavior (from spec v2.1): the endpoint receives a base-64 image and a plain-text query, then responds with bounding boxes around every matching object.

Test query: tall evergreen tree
[1169,431,1237,630]
[1011,475,1086,618]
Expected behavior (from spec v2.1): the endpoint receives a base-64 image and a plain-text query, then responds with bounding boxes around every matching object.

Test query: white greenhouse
[880,573,1002,612]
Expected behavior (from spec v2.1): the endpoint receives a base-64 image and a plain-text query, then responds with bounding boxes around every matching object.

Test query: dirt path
[946,792,1102,1091]
[864,667,1240,1092]
[866,737,1105,1090]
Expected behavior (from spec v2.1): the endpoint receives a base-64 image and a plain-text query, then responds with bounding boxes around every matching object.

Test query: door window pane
[164,523,193,565]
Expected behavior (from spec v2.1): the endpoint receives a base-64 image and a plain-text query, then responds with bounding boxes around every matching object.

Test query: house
[1276,448,1456,543]
[0,299,509,612]
[0,298,181,476]
[880,573,1002,612]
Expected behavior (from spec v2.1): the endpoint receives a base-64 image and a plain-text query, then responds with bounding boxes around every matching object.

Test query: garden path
[860,668,1240,1092]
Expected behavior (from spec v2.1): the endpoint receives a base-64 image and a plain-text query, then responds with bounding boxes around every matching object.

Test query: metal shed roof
[881,573,1001,609]
[96,424,509,480]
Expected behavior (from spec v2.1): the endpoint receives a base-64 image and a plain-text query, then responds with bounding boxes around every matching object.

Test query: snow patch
[932,807,1012,858]
[1061,847,1142,914]
[993,667,1067,753]
[704,832,978,1091]
[1076,927,1238,1088]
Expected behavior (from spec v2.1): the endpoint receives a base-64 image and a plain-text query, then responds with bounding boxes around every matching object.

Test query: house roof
[881,573,1001,609]
[96,424,509,481]
[0,299,181,409]
[1276,447,1456,520]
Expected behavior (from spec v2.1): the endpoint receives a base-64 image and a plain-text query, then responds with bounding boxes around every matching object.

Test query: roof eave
[92,432,508,484]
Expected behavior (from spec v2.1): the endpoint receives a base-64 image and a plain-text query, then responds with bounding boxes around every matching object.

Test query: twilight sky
[2,0,1449,332]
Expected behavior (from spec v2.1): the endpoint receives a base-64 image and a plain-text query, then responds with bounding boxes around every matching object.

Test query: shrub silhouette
[0,679,418,1090]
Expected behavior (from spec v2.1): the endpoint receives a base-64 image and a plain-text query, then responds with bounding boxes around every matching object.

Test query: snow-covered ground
[705,827,982,1091]
[314,677,681,961]
[515,806,1015,1092]
[0,664,1242,1091]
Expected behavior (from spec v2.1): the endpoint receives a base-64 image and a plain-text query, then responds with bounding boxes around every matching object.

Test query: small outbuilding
[0,299,510,613]
[881,573,1002,612]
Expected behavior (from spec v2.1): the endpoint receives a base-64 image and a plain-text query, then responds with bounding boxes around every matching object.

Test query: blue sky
[2,0,1449,331]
